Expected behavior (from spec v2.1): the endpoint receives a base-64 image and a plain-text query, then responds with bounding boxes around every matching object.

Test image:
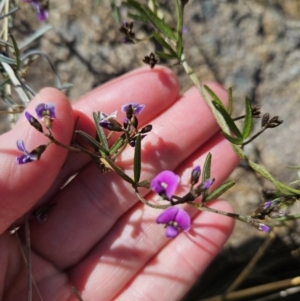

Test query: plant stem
[180,52,300,196]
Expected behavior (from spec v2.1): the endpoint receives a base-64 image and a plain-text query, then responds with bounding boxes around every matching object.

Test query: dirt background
[12,0,300,300]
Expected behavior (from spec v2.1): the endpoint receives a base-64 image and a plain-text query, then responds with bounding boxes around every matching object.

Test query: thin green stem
[242,128,266,146]
[135,189,170,209]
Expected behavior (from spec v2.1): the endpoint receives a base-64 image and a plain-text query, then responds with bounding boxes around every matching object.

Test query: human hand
[0,67,238,301]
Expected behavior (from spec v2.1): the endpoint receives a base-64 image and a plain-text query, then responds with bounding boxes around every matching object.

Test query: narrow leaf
[126,0,177,41]
[152,32,177,56]
[127,13,148,23]
[204,180,235,202]
[109,133,126,155]
[222,131,243,145]
[174,0,183,56]
[204,85,223,107]
[75,130,110,155]
[101,157,135,185]
[176,34,183,57]
[133,134,142,183]
[93,112,109,155]
[202,153,212,182]
[242,96,253,139]
[202,153,212,199]
[213,100,243,139]
[155,51,178,60]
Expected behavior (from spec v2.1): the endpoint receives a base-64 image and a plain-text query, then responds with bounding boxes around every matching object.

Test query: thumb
[0,88,74,234]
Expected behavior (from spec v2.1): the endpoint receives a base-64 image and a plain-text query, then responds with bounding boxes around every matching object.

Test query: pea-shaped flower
[35,103,56,120]
[121,103,145,116]
[156,206,191,238]
[16,140,46,164]
[150,170,180,200]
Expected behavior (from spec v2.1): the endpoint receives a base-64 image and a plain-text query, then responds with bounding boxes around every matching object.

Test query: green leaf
[176,34,183,57]
[222,131,243,145]
[174,0,183,57]
[93,112,109,156]
[9,34,21,70]
[109,133,126,155]
[75,130,110,155]
[202,153,212,199]
[228,87,233,115]
[213,100,243,139]
[125,0,177,41]
[152,32,177,57]
[204,180,235,202]
[155,51,178,60]
[127,13,148,23]
[204,85,223,107]
[133,134,142,183]
[242,96,253,139]
[202,153,212,182]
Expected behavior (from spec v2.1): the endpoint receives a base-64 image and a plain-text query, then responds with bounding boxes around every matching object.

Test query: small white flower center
[161,182,168,189]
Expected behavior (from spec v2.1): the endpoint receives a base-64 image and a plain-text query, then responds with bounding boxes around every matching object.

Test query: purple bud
[191,166,201,186]
[258,224,271,232]
[25,111,43,133]
[201,178,215,190]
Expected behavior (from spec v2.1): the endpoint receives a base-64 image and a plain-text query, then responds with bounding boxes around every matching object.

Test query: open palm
[0,67,238,301]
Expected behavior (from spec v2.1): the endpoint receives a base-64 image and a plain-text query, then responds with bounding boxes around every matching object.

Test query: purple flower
[263,200,273,210]
[23,0,48,21]
[16,140,39,164]
[99,111,117,128]
[250,220,271,232]
[99,111,123,131]
[35,103,56,120]
[150,170,180,200]
[258,223,271,232]
[121,103,145,116]
[156,206,191,238]
[182,26,188,34]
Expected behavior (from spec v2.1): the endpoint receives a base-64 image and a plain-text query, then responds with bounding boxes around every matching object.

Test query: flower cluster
[151,166,215,238]
[16,103,55,164]
[99,103,152,147]
[22,0,49,21]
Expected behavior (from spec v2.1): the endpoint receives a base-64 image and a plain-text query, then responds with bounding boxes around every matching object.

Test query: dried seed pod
[261,113,270,127]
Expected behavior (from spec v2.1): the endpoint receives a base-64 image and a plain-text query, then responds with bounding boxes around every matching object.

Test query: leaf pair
[204,85,253,145]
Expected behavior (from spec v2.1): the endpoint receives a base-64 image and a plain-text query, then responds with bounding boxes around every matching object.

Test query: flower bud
[190,166,201,186]
[25,111,43,133]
